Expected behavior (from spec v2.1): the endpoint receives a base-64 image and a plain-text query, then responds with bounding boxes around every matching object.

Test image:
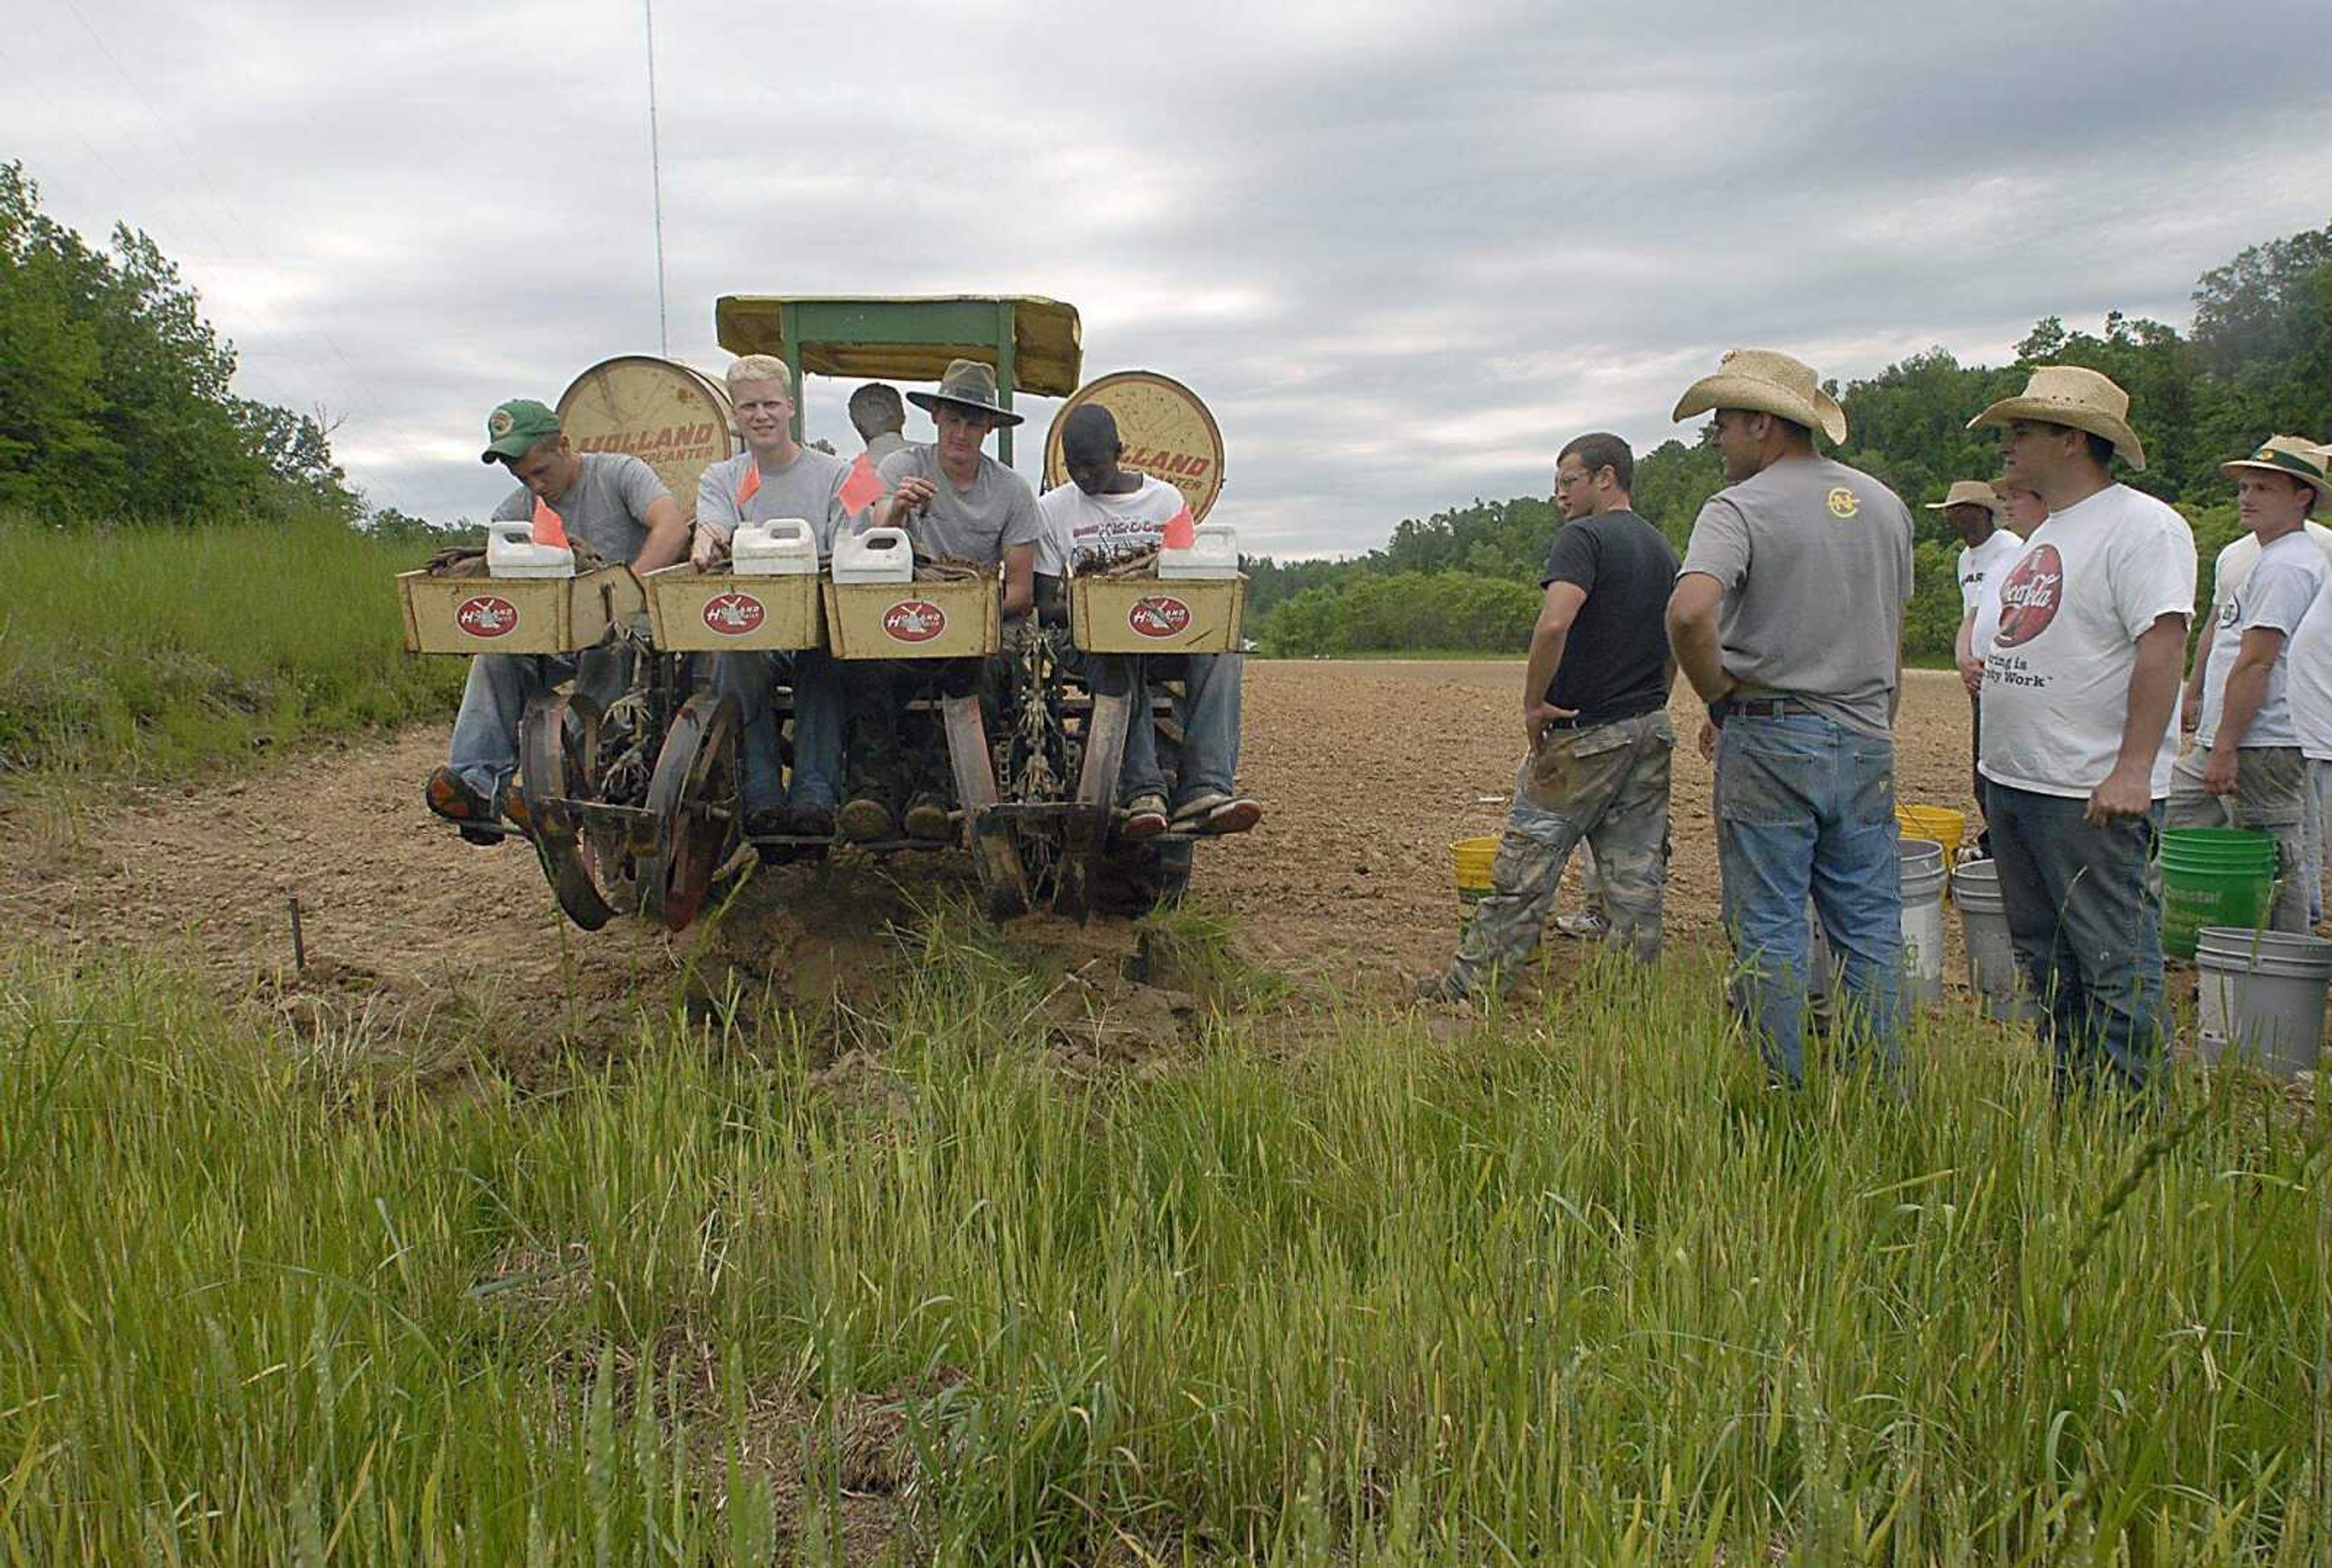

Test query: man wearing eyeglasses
[1421,432,1679,1002]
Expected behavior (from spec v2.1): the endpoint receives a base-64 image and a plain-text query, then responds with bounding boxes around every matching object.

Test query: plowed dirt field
[0,664,1983,1062]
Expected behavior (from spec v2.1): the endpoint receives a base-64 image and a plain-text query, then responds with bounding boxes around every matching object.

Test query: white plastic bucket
[1802,838,1945,1016]
[2193,925,2331,1078]
[1951,857,2036,1024]
[1898,839,1946,1006]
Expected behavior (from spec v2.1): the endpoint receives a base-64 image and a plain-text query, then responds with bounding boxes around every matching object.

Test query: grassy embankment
[2,916,2325,1563]
[0,511,462,780]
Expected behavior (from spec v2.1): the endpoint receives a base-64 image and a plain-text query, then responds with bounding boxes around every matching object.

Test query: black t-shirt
[1539,509,1680,723]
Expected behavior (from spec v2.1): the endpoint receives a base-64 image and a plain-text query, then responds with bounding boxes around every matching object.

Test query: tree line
[1249,217,2329,658]
[0,162,361,523]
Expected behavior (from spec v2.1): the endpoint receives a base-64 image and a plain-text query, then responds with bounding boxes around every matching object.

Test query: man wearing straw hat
[1422,432,1679,1002]
[1664,350,1915,1085]
[836,358,1044,842]
[2167,437,2332,934]
[1968,366,2195,1096]
[1931,479,2024,858]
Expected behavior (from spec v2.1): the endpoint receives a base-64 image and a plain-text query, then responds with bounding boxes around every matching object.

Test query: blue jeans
[1716,712,1904,1085]
[447,649,629,800]
[1982,782,2166,1095]
[1070,650,1246,804]
[711,647,845,814]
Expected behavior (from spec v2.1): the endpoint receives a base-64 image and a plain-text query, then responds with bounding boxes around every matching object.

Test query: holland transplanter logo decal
[703,591,766,636]
[456,595,519,638]
[881,599,947,643]
[1128,595,1193,639]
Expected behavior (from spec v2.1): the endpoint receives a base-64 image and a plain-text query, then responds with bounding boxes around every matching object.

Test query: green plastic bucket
[2160,828,2277,960]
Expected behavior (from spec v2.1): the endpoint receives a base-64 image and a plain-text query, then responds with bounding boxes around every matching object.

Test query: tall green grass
[0,513,463,777]
[1,927,2324,1563]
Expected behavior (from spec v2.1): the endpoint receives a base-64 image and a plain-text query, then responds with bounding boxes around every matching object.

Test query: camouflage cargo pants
[1447,709,1674,997]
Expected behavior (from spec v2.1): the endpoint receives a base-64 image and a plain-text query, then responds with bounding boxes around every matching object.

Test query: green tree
[0,161,360,521]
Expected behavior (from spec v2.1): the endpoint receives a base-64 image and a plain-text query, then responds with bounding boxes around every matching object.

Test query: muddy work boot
[836,797,896,843]
[904,794,955,842]
[426,766,503,846]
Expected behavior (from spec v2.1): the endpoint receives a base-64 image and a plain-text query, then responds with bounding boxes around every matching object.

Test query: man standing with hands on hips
[1967,366,2194,1096]
[1665,349,1915,1088]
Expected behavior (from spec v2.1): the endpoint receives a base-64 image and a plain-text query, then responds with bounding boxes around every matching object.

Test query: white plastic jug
[486,518,576,579]
[1159,520,1238,579]
[731,517,818,577]
[831,526,915,584]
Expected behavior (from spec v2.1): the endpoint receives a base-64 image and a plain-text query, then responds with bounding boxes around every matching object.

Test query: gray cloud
[6,0,2328,555]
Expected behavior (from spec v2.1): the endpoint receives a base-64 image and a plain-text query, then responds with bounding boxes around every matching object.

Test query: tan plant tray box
[1071,574,1246,654]
[822,578,1001,660]
[398,566,643,655]
[641,565,824,651]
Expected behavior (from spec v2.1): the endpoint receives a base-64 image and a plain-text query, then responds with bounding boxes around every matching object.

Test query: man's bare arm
[1664,573,1734,706]
[2088,613,2187,824]
[632,496,690,574]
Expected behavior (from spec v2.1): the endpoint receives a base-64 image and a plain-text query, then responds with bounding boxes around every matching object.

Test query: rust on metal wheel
[638,692,741,933]
[519,692,616,932]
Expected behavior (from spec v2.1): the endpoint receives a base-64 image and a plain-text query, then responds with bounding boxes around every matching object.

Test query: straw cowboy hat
[2221,434,2332,514]
[1966,365,2146,471]
[905,358,1025,428]
[1672,348,1848,446]
[1923,479,2003,514]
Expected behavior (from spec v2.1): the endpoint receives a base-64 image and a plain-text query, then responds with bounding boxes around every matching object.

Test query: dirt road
[0,664,1983,1054]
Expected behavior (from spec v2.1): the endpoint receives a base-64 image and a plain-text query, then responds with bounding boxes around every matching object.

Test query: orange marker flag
[736,458,762,505]
[838,451,884,514]
[1161,504,1196,550]
[530,494,569,548]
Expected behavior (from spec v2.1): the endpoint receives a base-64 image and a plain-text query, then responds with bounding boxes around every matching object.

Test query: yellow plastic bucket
[1452,836,1499,904]
[1895,804,1966,861]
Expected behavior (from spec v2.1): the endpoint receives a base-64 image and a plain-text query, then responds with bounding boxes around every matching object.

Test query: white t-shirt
[2279,575,2332,762]
[2195,530,2323,749]
[2206,520,2332,616]
[1035,474,1187,577]
[1978,485,2197,799]
[1957,528,2025,660]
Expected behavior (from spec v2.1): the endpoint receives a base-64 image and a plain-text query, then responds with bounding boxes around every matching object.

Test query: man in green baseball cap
[479,398,564,463]
[425,395,689,840]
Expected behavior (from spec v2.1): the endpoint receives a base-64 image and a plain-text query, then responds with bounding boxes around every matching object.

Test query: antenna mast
[643,0,670,356]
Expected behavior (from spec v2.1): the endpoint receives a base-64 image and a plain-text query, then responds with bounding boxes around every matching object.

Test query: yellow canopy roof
[712,295,1083,398]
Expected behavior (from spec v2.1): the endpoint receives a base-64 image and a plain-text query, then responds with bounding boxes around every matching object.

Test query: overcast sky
[9,0,2331,556]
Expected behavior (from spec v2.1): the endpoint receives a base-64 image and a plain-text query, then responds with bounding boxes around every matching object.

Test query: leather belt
[1719,695,1817,720]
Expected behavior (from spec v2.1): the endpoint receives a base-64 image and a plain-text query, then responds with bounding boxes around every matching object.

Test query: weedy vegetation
[1,927,2324,1563]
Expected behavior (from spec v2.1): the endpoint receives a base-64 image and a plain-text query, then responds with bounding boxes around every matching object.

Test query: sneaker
[1172,791,1261,836]
[1555,908,1610,940]
[1121,793,1168,839]
[1414,972,1471,1004]
[426,766,503,845]
[836,797,895,842]
[784,801,837,839]
[904,794,954,841]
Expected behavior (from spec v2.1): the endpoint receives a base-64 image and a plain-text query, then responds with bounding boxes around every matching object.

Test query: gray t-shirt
[1678,455,1915,737]
[695,446,851,553]
[865,443,1043,567]
[864,432,908,467]
[493,452,671,565]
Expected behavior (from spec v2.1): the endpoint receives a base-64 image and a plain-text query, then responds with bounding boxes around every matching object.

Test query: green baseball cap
[480,398,562,463]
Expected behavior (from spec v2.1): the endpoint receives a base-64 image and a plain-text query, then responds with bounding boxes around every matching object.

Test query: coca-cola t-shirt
[1034,474,1187,577]
[1978,484,2197,799]
[2194,529,2322,750]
